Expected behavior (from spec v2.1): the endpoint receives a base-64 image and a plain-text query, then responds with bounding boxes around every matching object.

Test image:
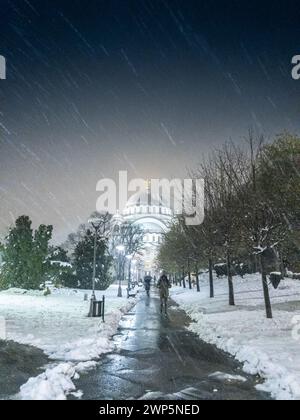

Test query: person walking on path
[157,273,171,315]
[144,274,152,297]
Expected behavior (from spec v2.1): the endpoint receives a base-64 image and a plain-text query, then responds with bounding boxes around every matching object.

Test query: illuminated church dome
[123,190,173,220]
[121,184,174,276]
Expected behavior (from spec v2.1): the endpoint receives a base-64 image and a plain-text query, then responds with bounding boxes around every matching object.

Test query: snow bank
[20,363,77,400]
[0,285,138,400]
[19,361,99,400]
[208,372,247,383]
[171,273,300,400]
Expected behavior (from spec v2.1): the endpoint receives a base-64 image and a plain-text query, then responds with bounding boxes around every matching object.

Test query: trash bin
[92,296,105,322]
[269,272,282,290]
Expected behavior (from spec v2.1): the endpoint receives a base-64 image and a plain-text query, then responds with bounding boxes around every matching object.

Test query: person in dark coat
[157,274,171,314]
[144,274,152,297]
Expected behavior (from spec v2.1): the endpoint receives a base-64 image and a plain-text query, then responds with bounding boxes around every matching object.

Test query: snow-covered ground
[171,273,300,400]
[0,285,138,400]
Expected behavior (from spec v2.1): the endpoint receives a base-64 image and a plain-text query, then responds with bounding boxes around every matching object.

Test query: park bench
[127,287,138,299]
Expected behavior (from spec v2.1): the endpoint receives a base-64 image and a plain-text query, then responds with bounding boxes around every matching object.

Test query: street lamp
[88,217,107,317]
[126,254,133,295]
[116,244,125,297]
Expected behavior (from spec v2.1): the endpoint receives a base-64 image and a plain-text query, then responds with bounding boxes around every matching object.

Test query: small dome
[112,211,124,225]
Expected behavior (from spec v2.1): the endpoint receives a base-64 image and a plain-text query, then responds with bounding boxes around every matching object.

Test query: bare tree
[112,222,144,287]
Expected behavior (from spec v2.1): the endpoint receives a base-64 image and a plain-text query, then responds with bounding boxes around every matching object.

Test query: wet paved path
[73,291,270,400]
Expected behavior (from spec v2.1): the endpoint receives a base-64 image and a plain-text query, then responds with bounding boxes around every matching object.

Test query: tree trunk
[182,268,186,288]
[179,273,182,287]
[227,252,235,306]
[195,266,200,292]
[128,260,132,291]
[187,258,192,289]
[278,249,285,279]
[255,254,259,273]
[252,254,258,274]
[188,271,192,289]
[208,257,214,298]
[260,254,273,319]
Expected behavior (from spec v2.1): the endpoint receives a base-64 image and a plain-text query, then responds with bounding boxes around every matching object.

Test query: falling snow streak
[0,0,300,243]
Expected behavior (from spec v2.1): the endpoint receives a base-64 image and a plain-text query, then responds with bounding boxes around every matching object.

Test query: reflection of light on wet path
[72,290,272,400]
[115,291,161,353]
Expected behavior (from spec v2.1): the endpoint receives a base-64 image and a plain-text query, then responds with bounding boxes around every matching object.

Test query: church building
[114,182,173,278]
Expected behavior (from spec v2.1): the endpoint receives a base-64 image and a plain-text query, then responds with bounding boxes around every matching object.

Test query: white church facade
[114,187,173,278]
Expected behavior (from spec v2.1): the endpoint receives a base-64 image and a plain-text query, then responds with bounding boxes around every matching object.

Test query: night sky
[1,0,300,243]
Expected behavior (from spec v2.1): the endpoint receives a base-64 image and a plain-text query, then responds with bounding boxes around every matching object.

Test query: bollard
[102,295,105,323]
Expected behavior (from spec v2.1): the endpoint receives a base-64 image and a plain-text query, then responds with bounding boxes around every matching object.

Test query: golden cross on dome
[145,179,151,192]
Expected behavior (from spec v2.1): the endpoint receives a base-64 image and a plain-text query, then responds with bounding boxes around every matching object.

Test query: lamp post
[88,217,107,317]
[116,244,125,297]
[126,254,133,295]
